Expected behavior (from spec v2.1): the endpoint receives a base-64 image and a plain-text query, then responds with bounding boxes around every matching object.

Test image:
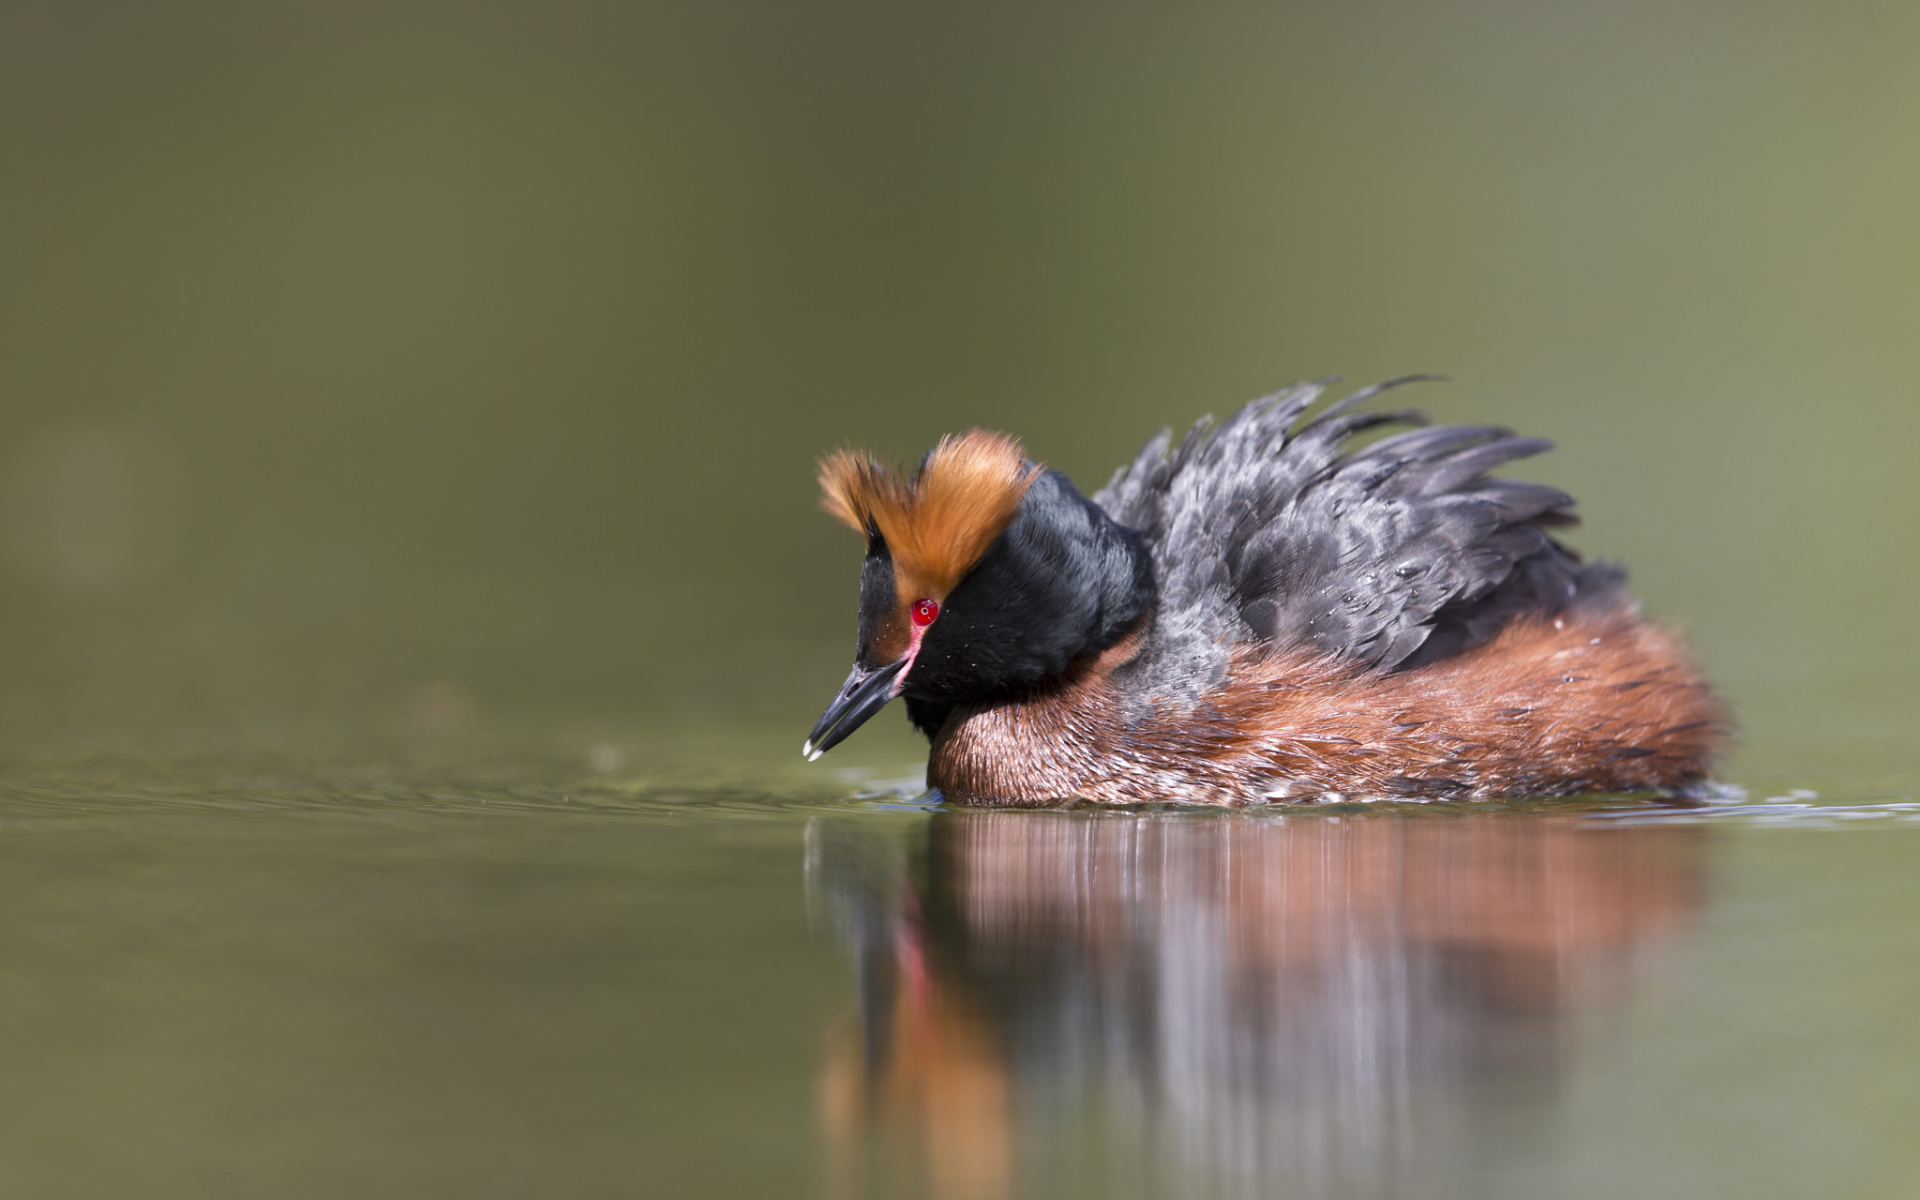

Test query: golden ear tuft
[817,430,1039,599]
[816,449,898,537]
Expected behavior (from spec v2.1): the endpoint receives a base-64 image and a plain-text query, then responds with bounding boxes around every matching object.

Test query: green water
[2,0,1918,1194]
[0,728,1912,1199]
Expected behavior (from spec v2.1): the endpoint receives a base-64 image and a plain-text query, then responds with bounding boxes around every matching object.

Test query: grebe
[804,379,1723,805]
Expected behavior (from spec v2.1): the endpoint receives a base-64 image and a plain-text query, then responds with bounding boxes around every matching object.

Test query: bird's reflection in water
[806,809,1706,1200]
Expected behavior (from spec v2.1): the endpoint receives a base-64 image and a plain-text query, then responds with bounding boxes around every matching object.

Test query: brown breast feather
[928,605,1725,805]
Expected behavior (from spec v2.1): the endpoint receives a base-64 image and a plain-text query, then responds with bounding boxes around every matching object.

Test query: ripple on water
[0,755,891,824]
[0,756,1907,829]
[1587,787,1920,828]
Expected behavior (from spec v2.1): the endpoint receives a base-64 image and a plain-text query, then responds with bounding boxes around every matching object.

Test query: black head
[805,435,1153,758]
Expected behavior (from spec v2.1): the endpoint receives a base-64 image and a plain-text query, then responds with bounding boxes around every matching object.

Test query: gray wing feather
[1092,379,1591,693]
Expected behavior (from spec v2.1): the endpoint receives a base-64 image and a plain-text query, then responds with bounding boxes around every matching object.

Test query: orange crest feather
[818,430,1039,601]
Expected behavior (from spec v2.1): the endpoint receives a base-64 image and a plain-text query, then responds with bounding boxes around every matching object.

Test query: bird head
[804,430,1153,759]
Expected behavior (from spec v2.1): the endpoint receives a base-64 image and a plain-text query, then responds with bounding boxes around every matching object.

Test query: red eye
[911,598,939,627]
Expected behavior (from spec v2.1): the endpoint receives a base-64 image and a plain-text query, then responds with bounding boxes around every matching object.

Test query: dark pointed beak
[804,658,908,760]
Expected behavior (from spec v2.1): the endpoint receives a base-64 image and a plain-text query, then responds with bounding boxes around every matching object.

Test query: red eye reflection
[911,598,940,627]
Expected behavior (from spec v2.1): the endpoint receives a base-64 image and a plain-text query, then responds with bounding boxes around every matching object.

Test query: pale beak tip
[801,739,814,758]
[807,748,825,763]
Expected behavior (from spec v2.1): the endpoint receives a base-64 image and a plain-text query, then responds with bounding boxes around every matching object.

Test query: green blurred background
[2,0,1915,782]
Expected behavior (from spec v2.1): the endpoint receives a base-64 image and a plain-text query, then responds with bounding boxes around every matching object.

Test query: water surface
[0,730,1912,1200]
